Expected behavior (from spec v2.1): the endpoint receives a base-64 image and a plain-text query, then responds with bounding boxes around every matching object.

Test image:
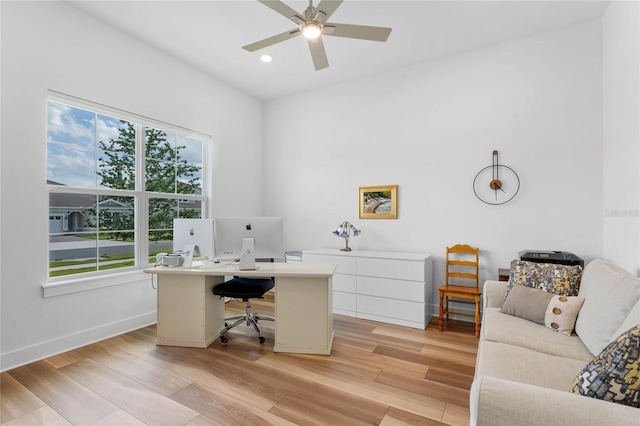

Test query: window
[47,95,207,279]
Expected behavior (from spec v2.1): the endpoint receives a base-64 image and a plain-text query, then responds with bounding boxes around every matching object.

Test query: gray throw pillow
[500,285,554,324]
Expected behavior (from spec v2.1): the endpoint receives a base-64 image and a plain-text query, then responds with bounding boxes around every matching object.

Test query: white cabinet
[303,249,432,329]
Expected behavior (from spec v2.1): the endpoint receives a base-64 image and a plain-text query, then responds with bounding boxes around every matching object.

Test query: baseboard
[0,312,156,372]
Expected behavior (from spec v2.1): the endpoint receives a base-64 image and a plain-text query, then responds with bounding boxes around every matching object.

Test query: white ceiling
[65,0,610,100]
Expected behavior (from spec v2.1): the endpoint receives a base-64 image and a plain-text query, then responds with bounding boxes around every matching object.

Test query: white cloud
[47,101,94,141]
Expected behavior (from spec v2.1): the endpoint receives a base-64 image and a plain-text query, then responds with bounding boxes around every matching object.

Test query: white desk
[144,262,336,355]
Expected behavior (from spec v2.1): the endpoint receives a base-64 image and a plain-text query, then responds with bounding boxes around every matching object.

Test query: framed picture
[359,185,398,219]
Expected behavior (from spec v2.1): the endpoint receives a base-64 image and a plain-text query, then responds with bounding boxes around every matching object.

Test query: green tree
[93,122,201,238]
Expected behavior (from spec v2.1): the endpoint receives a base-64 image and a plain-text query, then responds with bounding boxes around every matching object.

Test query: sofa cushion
[611,298,640,343]
[507,260,582,297]
[500,285,554,324]
[482,307,594,362]
[475,340,588,391]
[575,259,640,356]
[544,295,585,336]
[570,324,640,408]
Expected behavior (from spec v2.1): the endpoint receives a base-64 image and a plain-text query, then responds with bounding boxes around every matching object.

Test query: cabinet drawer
[357,257,424,281]
[334,273,356,293]
[357,295,424,323]
[304,253,356,275]
[357,276,424,302]
[334,291,356,312]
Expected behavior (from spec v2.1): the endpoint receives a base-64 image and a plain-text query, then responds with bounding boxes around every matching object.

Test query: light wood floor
[1,293,478,426]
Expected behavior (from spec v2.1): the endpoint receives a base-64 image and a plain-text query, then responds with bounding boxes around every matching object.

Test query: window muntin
[47,98,207,279]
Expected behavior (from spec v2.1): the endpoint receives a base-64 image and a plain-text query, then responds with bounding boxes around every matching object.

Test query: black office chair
[212,277,275,345]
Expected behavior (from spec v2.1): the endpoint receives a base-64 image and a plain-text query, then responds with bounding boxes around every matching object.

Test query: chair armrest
[482,280,507,311]
[470,376,640,426]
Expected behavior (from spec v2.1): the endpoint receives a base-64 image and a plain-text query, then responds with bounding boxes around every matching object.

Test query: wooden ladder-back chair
[438,244,481,337]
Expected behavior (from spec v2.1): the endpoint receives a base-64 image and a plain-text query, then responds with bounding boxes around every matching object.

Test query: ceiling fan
[242,0,392,71]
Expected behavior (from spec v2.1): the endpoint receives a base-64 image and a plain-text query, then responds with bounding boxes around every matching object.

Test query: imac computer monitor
[213,217,284,263]
[173,218,214,260]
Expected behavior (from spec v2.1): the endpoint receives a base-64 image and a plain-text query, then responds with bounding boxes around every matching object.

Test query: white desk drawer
[357,295,424,323]
[334,291,356,312]
[334,273,356,293]
[304,253,356,275]
[357,276,425,302]
[357,257,424,281]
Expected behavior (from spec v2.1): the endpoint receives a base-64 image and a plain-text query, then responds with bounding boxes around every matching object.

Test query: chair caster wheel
[220,335,228,345]
[259,336,265,345]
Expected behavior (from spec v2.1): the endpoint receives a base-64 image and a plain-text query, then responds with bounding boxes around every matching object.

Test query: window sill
[42,270,149,298]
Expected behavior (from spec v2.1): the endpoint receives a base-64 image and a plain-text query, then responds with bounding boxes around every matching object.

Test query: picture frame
[359,185,398,219]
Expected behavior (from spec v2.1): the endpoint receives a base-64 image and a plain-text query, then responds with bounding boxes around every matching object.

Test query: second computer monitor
[213,217,284,261]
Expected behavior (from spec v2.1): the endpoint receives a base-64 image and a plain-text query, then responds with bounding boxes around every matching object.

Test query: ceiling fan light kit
[243,0,392,70]
[302,22,322,39]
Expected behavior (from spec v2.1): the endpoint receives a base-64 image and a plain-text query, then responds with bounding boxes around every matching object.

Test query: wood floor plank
[185,414,225,425]
[374,323,478,354]
[424,367,474,390]
[269,393,385,426]
[374,370,470,408]
[125,325,158,345]
[420,344,477,366]
[256,353,447,422]
[331,342,430,380]
[380,406,447,425]
[441,403,470,426]
[1,372,46,424]
[140,347,283,411]
[43,350,87,369]
[1,406,72,426]
[161,346,391,425]
[373,345,476,377]
[7,361,118,426]
[59,358,199,425]
[336,324,426,353]
[76,341,193,396]
[90,409,147,426]
[170,383,295,426]
[100,333,157,357]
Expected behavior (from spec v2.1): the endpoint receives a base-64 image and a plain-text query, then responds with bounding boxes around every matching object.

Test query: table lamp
[333,221,361,251]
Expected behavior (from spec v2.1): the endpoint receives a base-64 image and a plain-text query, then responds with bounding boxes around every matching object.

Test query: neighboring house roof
[49,192,96,210]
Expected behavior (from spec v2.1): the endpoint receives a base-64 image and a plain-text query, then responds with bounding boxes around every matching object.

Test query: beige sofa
[470,259,640,426]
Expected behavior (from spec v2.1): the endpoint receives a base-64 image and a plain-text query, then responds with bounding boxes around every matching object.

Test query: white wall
[603,0,640,275]
[263,21,604,315]
[0,1,264,370]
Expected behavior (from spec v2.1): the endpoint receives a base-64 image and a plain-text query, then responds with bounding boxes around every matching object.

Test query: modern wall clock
[473,150,520,205]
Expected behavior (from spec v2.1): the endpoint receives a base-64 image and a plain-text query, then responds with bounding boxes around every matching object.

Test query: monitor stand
[239,238,256,270]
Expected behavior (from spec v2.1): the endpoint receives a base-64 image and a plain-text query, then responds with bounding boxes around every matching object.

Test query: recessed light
[260,54,272,63]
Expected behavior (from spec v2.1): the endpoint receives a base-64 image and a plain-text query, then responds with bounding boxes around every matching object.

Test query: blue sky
[47,101,203,190]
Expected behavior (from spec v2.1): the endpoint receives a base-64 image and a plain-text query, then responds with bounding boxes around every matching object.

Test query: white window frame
[43,91,212,296]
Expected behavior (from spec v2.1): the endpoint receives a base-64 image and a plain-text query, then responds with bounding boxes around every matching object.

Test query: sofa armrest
[470,376,640,426]
[483,280,507,311]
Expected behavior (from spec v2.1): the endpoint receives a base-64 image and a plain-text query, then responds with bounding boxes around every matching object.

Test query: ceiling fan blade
[258,0,305,24]
[307,37,329,70]
[242,29,301,52]
[323,23,392,42]
[314,0,343,23]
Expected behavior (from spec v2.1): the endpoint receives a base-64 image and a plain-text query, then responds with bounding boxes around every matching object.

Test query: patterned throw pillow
[507,260,582,297]
[570,324,640,408]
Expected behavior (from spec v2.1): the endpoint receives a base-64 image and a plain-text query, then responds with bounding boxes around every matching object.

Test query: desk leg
[274,276,333,355]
